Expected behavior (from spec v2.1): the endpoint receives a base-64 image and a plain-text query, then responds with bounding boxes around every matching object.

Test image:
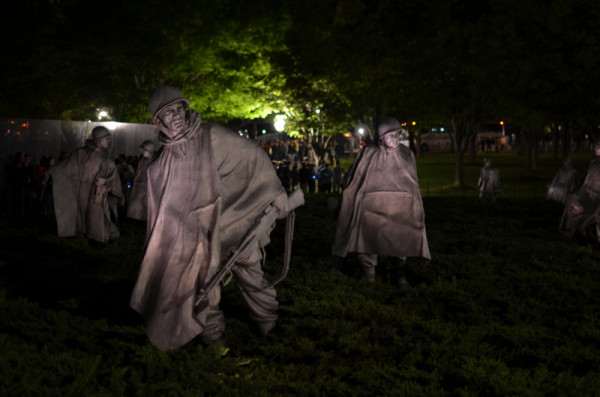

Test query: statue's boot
[397,258,411,292]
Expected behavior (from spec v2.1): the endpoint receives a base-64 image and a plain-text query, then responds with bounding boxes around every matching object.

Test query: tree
[493,0,600,168]
[1,0,291,124]
[273,0,429,162]
[404,0,501,185]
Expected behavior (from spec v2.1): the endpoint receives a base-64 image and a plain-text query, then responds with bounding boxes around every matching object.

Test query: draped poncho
[49,143,122,243]
[560,157,600,237]
[547,162,579,204]
[333,143,430,260]
[478,163,502,198]
[126,156,153,220]
[130,110,286,350]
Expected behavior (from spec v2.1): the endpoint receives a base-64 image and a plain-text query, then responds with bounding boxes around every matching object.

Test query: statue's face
[96,135,111,149]
[157,101,186,137]
[382,131,400,149]
[141,149,151,159]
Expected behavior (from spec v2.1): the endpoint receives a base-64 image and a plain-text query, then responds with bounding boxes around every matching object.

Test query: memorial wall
[1,118,159,163]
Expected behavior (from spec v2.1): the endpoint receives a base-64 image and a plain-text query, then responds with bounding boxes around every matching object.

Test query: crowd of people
[0,140,151,225]
[260,139,346,195]
[1,152,56,218]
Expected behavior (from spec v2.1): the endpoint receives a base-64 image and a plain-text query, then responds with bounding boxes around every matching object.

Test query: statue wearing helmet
[148,85,190,121]
[49,125,123,243]
[333,117,430,291]
[130,86,295,350]
[478,158,502,202]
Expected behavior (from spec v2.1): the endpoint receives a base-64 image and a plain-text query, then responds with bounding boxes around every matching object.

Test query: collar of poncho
[158,110,202,156]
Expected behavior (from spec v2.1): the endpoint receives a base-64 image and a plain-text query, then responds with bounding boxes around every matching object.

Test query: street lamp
[353,123,371,155]
[97,109,109,120]
[355,123,371,141]
[274,115,286,132]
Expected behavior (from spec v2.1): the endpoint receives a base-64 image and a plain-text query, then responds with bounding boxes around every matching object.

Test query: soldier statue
[332,117,430,291]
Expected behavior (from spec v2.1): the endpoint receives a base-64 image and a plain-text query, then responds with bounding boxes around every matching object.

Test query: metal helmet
[148,85,190,120]
[91,126,110,140]
[139,140,155,152]
[378,117,402,138]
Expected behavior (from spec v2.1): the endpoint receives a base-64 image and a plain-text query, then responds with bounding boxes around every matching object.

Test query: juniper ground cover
[1,152,599,396]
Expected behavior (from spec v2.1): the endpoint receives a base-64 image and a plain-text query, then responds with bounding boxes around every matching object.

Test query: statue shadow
[0,217,144,327]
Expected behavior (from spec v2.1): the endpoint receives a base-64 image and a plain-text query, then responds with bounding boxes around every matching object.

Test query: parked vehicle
[419,129,452,152]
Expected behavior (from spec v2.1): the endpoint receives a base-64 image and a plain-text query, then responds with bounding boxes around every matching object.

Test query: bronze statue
[547,158,579,204]
[126,140,156,221]
[49,126,122,243]
[332,117,430,291]
[130,86,300,350]
[560,142,600,246]
[478,158,501,202]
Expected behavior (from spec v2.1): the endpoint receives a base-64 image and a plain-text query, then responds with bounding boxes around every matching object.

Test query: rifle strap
[266,210,295,288]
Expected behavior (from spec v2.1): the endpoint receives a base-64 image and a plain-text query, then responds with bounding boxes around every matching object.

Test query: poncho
[478,164,502,198]
[130,111,286,350]
[547,162,579,204]
[49,143,122,242]
[126,156,153,220]
[333,144,430,259]
[560,157,600,237]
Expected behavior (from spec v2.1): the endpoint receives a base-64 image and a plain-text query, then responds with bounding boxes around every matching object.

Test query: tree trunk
[469,133,477,165]
[454,149,465,186]
[524,139,532,176]
[450,117,474,187]
[552,125,559,161]
[413,131,422,158]
[252,120,258,141]
[409,130,418,157]
[561,123,572,159]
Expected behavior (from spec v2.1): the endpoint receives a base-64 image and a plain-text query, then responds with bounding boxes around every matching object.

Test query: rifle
[194,187,304,309]
[94,142,113,205]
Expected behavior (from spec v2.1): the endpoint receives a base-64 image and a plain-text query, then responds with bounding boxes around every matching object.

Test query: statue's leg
[393,257,411,292]
[232,245,279,336]
[357,253,377,282]
[200,291,226,346]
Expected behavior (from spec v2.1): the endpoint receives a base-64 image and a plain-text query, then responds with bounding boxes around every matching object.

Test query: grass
[1,151,599,396]
[341,150,593,198]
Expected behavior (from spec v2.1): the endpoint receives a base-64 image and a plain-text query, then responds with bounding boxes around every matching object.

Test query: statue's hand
[273,192,291,219]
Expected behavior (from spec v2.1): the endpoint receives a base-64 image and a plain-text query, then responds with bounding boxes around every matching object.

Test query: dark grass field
[1,152,599,396]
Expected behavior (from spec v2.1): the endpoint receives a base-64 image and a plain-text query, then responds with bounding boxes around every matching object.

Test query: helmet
[148,85,190,120]
[91,126,110,140]
[140,140,155,152]
[378,117,402,138]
